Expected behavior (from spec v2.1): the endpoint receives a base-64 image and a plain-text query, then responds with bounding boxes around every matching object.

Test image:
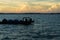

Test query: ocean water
[0,14,60,40]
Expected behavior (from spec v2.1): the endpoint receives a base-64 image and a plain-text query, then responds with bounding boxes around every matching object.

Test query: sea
[0,13,60,40]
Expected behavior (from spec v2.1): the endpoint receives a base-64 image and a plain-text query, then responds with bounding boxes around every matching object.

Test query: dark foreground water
[0,13,60,40]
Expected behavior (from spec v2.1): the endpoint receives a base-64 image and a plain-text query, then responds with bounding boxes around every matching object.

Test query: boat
[0,17,34,25]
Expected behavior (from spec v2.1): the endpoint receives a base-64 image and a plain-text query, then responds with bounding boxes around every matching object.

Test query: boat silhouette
[0,17,34,25]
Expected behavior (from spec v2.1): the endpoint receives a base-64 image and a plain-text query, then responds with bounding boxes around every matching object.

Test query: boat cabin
[20,17,34,25]
[23,17,33,22]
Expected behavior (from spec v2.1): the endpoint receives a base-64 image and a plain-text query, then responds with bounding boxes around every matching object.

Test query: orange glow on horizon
[0,1,60,13]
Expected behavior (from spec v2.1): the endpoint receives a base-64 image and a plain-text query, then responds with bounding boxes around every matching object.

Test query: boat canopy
[22,17,32,21]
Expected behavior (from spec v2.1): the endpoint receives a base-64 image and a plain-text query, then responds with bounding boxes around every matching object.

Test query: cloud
[0,1,60,13]
[48,4,60,13]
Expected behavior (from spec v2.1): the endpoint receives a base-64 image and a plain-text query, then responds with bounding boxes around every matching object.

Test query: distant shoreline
[0,13,60,14]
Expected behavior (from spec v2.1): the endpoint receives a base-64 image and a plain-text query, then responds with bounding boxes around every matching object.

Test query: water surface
[0,14,60,40]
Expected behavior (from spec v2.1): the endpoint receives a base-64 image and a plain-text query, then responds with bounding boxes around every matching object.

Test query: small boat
[20,17,34,25]
[0,17,34,25]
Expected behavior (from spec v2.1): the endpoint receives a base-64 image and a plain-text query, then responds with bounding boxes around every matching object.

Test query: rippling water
[0,14,60,40]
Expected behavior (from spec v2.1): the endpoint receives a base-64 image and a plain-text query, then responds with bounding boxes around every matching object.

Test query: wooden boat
[0,17,34,25]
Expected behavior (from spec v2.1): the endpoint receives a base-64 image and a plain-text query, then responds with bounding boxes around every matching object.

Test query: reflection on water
[0,14,60,40]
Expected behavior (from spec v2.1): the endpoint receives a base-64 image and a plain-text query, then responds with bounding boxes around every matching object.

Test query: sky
[0,0,60,13]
